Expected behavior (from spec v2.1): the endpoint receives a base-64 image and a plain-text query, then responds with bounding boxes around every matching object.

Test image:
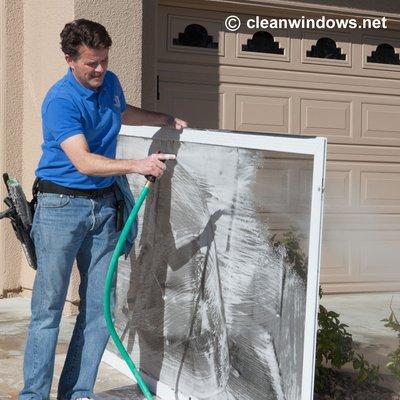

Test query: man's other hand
[122,105,188,129]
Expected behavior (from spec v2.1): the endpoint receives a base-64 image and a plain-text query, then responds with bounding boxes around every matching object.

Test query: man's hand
[164,115,188,130]
[134,153,176,179]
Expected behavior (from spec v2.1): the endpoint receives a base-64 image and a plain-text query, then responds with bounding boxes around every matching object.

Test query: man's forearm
[76,150,173,180]
[77,152,138,176]
[122,104,170,126]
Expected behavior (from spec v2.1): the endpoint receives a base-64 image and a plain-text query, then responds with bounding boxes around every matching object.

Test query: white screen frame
[103,126,327,400]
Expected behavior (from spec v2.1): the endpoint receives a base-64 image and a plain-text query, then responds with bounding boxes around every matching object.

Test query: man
[19,19,187,400]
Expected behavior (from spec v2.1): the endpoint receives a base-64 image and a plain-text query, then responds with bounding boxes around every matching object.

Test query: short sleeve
[119,87,127,113]
[43,98,84,144]
[113,74,126,113]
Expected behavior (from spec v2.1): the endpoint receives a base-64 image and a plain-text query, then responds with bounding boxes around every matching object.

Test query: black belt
[38,180,115,199]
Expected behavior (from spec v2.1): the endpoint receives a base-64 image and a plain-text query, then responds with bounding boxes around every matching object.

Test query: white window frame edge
[104,126,327,400]
[302,136,327,400]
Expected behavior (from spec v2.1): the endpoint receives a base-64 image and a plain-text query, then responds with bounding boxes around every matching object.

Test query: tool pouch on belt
[0,173,37,269]
[30,177,39,218]
[114,175,138,258]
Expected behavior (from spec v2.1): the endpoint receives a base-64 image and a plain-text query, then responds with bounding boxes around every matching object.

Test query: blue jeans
[19,192,119,400]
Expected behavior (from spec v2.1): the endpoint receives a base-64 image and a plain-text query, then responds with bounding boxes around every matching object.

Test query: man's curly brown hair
[60,19,112,60]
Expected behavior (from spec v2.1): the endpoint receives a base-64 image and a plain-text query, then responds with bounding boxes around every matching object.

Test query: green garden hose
[104,179,154,400]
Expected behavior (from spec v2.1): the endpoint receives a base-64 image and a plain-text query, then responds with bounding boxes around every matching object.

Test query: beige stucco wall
[20,0,75,297]
[74,1,144,107]
[73,0,157,110]
[0,0,24,298]
[0,0,6,296]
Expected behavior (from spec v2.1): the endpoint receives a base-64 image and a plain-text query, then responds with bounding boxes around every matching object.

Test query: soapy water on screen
[111,133,313,400]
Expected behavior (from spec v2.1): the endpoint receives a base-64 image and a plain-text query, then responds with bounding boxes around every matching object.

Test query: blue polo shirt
[36,68,126,189]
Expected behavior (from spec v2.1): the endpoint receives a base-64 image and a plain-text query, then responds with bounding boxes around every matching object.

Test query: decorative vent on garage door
[367,43,400,65]
[173,23,218,49]
[242,31,284,54]
[167,14,224,56]
[307,37,346,60]
[237,28,290,62]
[301,30,351,67]
[362,34,400,73]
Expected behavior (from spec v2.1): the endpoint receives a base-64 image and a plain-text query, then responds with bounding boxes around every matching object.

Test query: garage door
[156,4,400,293]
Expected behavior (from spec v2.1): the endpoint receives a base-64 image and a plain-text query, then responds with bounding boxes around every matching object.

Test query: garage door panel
[325,161,400,214]
[361,172,400,207]
[301,98,352,139]
[321,237,353,282]
[362,103,400,143]
[325,162,358,213]
[323,215,400,289]
[235,94,291,133]
[254,157,312,214]
[324,169,352,207]
[298,92,360,145]
[321,228,400,284]
[357,165,400,213]
[254,167,290,210]
[158,81,223,129]
[170,96,219,128]
[360,236,400,279]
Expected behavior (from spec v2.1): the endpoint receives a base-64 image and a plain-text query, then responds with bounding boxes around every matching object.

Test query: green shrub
[315,303,354,392]
[272,230,307,281]
[382,308,400,381]
[352,353,381,384]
